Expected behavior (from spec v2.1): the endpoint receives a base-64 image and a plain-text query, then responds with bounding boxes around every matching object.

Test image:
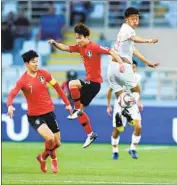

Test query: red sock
[43,140,57,159]
[42,141,60,160]
[41,149,48,160]
[50,150,57,159]
[50,144,60,159]
[78,112,92,134]
[70,87,80,109]
[42,144,60,160]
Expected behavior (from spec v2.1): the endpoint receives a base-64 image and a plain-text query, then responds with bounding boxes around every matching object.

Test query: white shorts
[107,62,137,94]
[112,99,127,127]
[112,98,141,128]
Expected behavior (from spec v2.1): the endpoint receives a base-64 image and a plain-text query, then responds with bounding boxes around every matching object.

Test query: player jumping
[107,61,143,160]
[107,7,159,159]
[48,23,124,148]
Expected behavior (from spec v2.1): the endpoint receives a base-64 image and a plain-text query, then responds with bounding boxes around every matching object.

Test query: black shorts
[79,79,101,106]
[27,112,60,133]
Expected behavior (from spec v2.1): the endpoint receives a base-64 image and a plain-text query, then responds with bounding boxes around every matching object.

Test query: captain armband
[49,78,57,86]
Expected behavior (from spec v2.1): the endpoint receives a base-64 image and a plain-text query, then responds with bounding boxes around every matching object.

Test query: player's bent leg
[54,132,61,149]
[129,120,142,159]
[130,85,140,104]
[73,110,97,148]
[115,113,124,132]
[36,124,55,173]
[76,111,97,148]
[112,98,126,160]
[49,132,61,173]
[122,108,134,124]
[67,80,82,119]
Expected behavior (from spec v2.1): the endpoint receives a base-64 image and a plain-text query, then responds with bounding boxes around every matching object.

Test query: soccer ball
[118,92,136,108]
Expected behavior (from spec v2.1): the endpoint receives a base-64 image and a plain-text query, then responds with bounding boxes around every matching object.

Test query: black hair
[67,70,77,81]
[21,50,38,63]
[124,7,139,18]
[133,61,137,66]
[74,23,90,37]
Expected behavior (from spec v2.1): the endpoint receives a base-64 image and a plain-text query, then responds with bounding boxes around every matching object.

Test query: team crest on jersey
[39,76,45,83]
[87,50,92,57]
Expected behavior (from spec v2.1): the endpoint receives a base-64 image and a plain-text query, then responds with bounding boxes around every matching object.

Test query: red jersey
[7,69,59,116]
[69,41,110,83]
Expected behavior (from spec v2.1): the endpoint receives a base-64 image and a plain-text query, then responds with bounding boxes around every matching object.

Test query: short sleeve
[126,26,136,39]
[69,44,80,53]
[93,44,110,54]
[118,25,136,41]
[14,79,24,90]
[127,29,136,39]
[42,70,52,82]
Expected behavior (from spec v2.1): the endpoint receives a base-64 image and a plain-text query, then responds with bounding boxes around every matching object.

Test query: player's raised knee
[69,80,76,88]
[69,80,81,89]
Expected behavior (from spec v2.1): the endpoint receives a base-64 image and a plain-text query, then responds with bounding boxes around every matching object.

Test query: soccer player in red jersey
[7,50,72,173]
[48,23,124,148]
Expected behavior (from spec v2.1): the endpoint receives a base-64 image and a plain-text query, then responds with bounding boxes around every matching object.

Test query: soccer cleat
[67,109,83,120]
[128,150,138,159]
[36,154,47,173]
[83,132,98,148]
[51,158,58,173]
[122,108,133,124]
[112,152,119,160]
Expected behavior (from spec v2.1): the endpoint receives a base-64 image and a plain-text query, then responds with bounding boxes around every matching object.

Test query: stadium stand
[2,0,177,102]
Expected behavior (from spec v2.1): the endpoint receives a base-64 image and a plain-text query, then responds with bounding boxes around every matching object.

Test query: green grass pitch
[2,142,177,184]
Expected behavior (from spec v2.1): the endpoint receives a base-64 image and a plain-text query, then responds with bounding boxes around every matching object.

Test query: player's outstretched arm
[49,78,72,115]
[109,49,123,64]
[133,47,160,68]
[131,36,158,44]
[7,84,21,118]
[106,88,113,116]
[109,49,125,72]
[48,39,70,52]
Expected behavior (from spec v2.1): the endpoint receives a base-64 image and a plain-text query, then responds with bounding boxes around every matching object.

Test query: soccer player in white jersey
[107,7,159,159]
[107,61,143,160]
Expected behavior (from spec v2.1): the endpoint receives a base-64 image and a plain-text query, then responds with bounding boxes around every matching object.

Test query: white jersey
[121,72,141,91]
[114,23,136,63]
[134,72,141,85]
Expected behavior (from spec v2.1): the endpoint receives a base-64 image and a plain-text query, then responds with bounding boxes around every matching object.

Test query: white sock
[130,134,141,150]
[131,92,140,104]
[111,136,120,153]
[113,147,118,153]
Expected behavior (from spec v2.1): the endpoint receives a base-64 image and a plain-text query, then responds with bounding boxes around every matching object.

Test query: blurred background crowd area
[2,0,177,104]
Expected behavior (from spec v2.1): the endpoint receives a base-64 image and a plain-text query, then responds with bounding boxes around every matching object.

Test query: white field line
[125,146,169,151]
[2,179,176,185]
